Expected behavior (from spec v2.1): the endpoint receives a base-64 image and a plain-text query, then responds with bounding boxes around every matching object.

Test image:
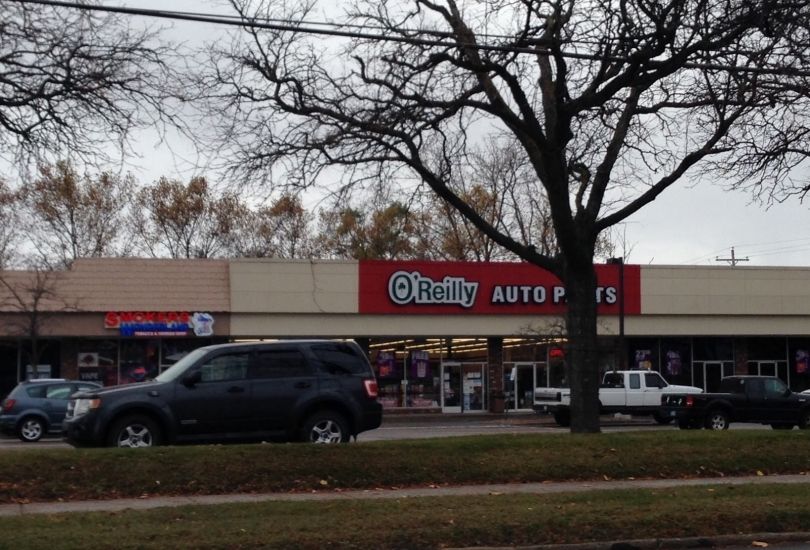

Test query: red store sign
[104,311,192,337]
[104,311,190,328]
[358,260,641,315]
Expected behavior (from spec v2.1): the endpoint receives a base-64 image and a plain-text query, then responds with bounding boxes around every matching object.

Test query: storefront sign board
[359,260,640,315]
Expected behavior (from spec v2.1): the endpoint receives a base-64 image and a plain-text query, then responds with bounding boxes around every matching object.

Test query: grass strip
[1,430,809,503]
[2,483,810,549]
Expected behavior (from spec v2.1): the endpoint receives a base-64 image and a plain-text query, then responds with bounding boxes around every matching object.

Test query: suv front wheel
[300,411,350,444]
[107,415,162,448]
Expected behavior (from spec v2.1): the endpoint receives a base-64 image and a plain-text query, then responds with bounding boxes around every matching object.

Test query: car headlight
[72,398,101,417]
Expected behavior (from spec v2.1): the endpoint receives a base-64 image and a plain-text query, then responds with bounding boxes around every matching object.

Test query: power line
[10,0,810,78]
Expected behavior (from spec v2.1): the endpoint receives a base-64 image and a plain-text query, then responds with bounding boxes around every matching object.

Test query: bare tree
[0,0,180,171]
[416,139,561,261]
[130,176,241,259]
[199,0,810,431]
[227,194,315,258]
[0,266,76,378]
[316,201,426,259]
[20,161,133,268]
[0,179,21,268]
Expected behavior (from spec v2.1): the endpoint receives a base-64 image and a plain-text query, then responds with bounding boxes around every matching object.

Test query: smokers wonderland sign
[358,260,641,315]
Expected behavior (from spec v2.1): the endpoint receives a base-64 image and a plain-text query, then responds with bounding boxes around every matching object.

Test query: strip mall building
[2,258,810,412]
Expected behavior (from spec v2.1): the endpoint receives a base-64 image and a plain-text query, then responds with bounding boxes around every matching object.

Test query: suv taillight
[1,399,15,412]
[363,379,378,399]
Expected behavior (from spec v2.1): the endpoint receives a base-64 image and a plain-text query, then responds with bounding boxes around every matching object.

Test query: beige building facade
[2,258,810,413]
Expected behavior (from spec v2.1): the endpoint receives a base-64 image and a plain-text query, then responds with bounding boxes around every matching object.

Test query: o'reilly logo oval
[388,271,479,308]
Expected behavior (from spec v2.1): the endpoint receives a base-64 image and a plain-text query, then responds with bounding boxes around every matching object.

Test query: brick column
[487,337,504,413]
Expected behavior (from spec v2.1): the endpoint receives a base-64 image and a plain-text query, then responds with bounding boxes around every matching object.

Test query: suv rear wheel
[17,416,45,442]
[107,415,162,448]
[300,411,350,444]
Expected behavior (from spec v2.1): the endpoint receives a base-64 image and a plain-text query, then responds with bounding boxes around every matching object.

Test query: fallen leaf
[756,470,765,476]
[752,541,768,547]
[319,479,329,486]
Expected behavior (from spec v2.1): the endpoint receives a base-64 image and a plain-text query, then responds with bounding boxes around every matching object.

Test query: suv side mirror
[182,371,202,387]
[784,388,792,397]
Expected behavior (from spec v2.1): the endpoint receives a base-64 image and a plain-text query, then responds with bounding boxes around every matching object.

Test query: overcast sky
[106,1,809,268]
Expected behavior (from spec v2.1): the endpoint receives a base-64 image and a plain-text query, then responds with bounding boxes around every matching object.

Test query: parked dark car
[0,379,102,442]
[661,375,810,430]
[63,340,382,448]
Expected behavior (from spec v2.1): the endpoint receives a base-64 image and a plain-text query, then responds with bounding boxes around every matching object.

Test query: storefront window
[746,338,789,385]
[627,338,659,371]
[659,338,691,387]
[747,338,788,361]
[0,342,18,397]
[788,338,810,392]
[406,350,438,407]
[373,349,403,408]
[369,339,443,409]
[20,340,61,380]
[693,338,733,361]
[120,339,160,384]
[77,340,118,386]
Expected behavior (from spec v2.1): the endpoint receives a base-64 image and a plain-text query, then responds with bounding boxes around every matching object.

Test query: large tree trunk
[564,264,601,433]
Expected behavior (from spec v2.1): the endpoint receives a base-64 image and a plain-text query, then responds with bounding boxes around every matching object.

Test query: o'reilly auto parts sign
[359,260,640,315]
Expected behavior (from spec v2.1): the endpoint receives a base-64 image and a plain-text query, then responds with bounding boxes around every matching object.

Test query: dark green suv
[64,340,382,448]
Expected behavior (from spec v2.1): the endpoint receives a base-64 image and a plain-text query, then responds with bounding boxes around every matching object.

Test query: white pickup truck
[534,370,703,427]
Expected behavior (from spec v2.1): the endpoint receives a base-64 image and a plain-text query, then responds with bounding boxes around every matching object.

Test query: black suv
[63,340,382,447]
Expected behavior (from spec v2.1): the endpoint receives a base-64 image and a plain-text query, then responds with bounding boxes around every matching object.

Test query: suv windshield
[155,348,210,383]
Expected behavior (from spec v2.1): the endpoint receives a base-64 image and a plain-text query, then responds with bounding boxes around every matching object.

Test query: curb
[451,532,810,550]
[380,412,652,426]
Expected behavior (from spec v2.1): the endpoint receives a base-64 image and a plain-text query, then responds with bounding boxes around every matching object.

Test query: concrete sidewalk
[2,473,808,517]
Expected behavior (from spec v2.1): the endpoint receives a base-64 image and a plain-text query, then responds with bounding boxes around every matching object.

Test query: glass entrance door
[441,361,486,413]
[504,362,548,411]
[441,362,462,413]
[703,362,725,392]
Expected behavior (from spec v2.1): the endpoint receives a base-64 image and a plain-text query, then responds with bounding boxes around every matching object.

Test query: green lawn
[2,484,810,549]
[1,430,809,503]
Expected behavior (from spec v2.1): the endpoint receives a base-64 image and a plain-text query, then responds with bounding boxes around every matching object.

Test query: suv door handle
[294,381,312,389]
[227,386,246,393]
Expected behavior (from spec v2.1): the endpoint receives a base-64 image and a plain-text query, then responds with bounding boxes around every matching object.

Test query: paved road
[0,414,767,449]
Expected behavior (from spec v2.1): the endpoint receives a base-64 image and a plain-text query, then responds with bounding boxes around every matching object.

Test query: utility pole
[608,257,625,370]
[716,247,749,267]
